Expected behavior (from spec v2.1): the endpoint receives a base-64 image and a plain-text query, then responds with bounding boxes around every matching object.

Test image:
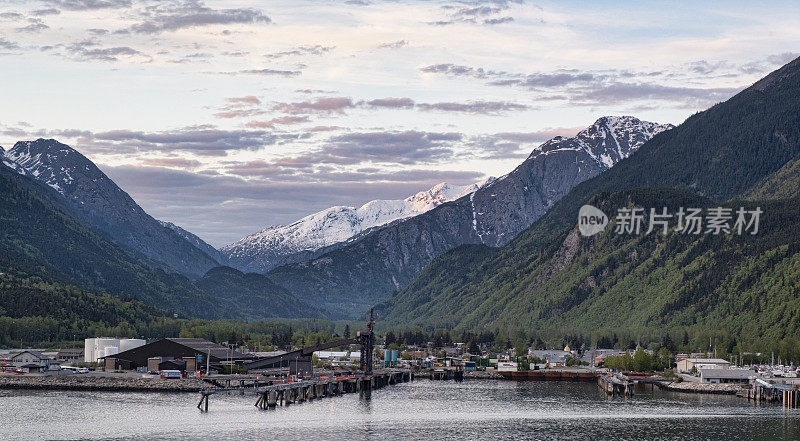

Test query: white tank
[104,346,119,357]
[119,339,146,352]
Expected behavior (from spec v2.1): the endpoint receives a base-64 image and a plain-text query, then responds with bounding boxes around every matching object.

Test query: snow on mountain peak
[534,116,673,168]
[222,178,494,271]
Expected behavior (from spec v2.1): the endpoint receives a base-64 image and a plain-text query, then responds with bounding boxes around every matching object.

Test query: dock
[738,379,800,407]
[597,373,635,396]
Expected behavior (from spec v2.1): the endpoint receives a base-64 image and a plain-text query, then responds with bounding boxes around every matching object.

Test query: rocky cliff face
[2,139,220,278]
[472,116,672,246]
[268,116,672,317]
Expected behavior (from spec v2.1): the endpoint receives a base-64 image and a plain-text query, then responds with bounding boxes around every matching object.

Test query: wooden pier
[597,373,635,397]
[739,379,800,407]
[197,369,413,411]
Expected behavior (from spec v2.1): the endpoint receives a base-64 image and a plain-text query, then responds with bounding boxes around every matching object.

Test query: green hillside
[194,267,326,320]
[743,153,800,200]
[377,56,800,347]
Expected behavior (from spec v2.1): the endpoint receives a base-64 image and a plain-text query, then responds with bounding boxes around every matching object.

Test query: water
[2,380,799,440]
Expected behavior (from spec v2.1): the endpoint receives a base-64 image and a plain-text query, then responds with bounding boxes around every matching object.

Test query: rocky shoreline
[656,380,743,395]
[0,375,207,392]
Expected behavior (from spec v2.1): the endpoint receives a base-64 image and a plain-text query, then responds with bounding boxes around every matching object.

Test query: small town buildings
[101,338,251,372]
[10,350,60,373]
[85,338,145,363]
[699,368,757,383]
[529,349,573,365]
[676,358,731,373]
[56,349,84,364]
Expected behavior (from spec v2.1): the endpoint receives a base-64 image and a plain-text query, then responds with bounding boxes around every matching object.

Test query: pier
[597,373,635,396]
[738,379,800,407]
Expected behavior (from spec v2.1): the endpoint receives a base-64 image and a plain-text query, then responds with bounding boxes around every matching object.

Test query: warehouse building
[101,338,252,372]
[676,358,731,373]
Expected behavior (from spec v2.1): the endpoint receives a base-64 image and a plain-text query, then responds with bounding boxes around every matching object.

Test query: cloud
[0,37,20,51]
[236,68,301,77]
[0,12,25,20]
[417,100,528,113]
[766,52,800,66]
[64,39,144,62]
[87,28,109,35]
[46,0,131,10]
[140,157,202,168]
[484,16,513,24]
[16,18,49,33]
[264,45,334,59]
[246,116,310,129]
[569,82,741,107]
[128,0,270,34]
[226,96,261,105]
[366,97,415,108]
[321,130,462,165]
[61,127,280,155]
[378,40,408,49]
[420,63,509,78]
[31,8,61,16]
[272,97,354,114]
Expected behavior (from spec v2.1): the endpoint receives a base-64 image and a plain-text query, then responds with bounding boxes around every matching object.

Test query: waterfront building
[699,368,757,383]
[101,338,251,372]
[56,349,84,364]
[10,350,60,372]
[676,358,731,373]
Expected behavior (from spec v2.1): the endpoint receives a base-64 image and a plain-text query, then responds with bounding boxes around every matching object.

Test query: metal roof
[165,338,250,360]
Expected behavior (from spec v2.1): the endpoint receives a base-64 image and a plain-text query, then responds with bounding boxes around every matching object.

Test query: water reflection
[0,380,797,440]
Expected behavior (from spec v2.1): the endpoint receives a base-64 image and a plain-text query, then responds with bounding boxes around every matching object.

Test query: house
[676,358,731,373]
[56,349,84,364]
[699,368,757,384]
[11,350,55,372]
[529,349,573,365]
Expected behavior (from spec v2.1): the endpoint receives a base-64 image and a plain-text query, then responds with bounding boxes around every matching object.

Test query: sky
[0,0,798,247]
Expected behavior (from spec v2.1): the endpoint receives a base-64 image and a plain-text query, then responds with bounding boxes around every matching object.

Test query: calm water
[2,380,799,440]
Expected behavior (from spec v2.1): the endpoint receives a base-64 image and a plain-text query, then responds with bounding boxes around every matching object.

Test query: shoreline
[0,374,206,393]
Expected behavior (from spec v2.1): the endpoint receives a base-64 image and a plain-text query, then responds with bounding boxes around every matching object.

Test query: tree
[385,331,396,346]
[632,347,653,372]
[468,338,480,355]
[514,340,528,358]
[343,324,350,339]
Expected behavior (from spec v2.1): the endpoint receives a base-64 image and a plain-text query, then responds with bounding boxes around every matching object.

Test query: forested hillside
[376,56,800,347]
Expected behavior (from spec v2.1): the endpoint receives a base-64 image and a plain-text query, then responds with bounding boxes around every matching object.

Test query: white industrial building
[675,358,732,373]
[85,338,145,363]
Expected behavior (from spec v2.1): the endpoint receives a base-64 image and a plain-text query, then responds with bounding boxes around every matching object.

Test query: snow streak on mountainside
[471,116,673,246]
[223,179,495,274]
[1,139,221,278]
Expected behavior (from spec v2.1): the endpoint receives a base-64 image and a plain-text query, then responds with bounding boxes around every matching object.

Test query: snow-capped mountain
[471,115,673,246]
[1,139,221,278]
[222,179,495,273]
[266,116,674,317]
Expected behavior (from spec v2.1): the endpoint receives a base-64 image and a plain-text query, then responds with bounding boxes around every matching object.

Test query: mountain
[194,267,325,320]
[0,161,219,318]
[267,116,670,318]
[376,56,800,340]
[1,139,220,278]
[0,160,323,320]
[160,220,225,265]
[222,180,493,273]
[470,116,671,246]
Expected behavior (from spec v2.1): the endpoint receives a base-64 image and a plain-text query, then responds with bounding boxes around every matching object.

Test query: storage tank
[104,346,119,358]
[391,350,398,365]
[384,350,391,366]
[119,339,146,352]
